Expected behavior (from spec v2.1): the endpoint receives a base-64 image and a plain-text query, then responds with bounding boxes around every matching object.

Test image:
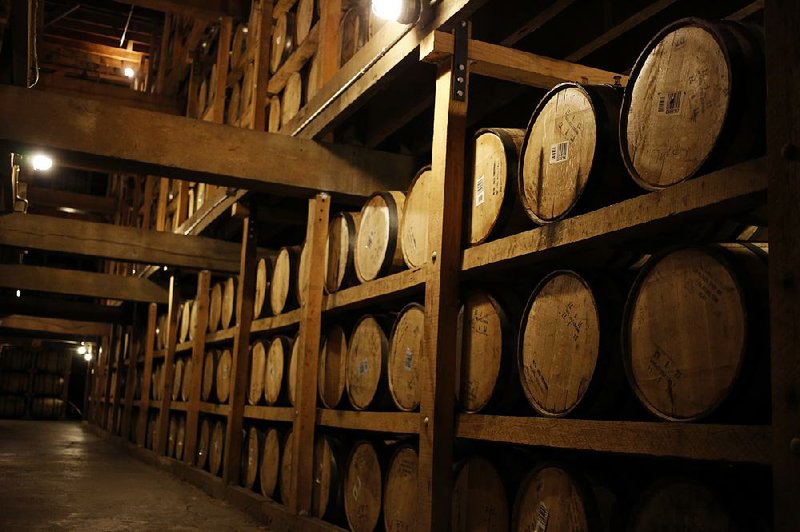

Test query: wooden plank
[184,270,210,464]
[141,176,156,230]
[272,0,297,17]
[243,405,294,422]
[765,0,800,529]
[289,194,329,514]
[317,409,419,434]
[266,23,319,95]
[499,0,577,46]
[200,402,230,416]
[250,309,302,333]
[110,325,125,433]
[0,264,169,304]
[205,326,236,344]
[462,159,767,274]
[0,86,418,201]
[0,315,112,337]
[418,52,468,531]
[155,178,170,232]
[121,310,141,440]
[0,213,241,272]
[156,277,180,455]
[26,186,118,215]
[0,296,129,324]
[420,31,627,87]
[322,268,425,313]
[222,215,257,484]
[456,416,772,465]
[726,0,764,21]
[315,0,342,91]
[136,303,158,446]
[212,17,232,125]
[245,1,272,131]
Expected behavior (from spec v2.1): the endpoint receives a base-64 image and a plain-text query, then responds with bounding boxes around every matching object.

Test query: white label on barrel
[657,91,683,115]
[549,141,569,164]
[359,359,368,375]
[535,502,549,532]
[404,348,413,371]
[475,174,485,206]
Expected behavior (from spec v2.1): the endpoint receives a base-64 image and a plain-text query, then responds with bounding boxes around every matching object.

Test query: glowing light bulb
[124,67,135,78]
[15,290,20,298]
[77,345,87,355]
[31,154,53,171]
[84,352,93,362]
[372,0,403,21]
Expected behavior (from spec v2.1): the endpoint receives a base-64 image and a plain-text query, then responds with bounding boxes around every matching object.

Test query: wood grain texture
[452,456,509,531]
[156,277,181,456]
[400,166,433,269]
[185,271,211,464]
[388,303,423,411]
[355,191,406,282]
[324,267,424,314]
[383,446,418,532]
[325,212,360,293]
[0,315,112,337]
[136,304,158,446]
[267,23,319,94]
[346,315,389,410]
[344,441,382,532]
[513,466,591,532]
[318,325,347,409]
[260,427,281,498]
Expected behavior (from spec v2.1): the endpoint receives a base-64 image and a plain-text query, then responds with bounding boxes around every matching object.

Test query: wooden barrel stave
[209,419,226,476]
[318,325,348,409]
[325,212,361,293]
[400,166,434,268]
[260,427,282,498]
[383,445,418,532]
[355,191,406,283]
[388,303,423,411]
[216,348,233,404]
[270,246,302,315]
[248,341,267,405]
[344,440,383,532]
[452,456,509,531]
[346,315,391,410]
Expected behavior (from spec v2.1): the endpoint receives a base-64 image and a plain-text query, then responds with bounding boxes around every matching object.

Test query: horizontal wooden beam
[0,86,417,201]
[0,296,131,323]
[421,31,627,87]
[25,187,118,216]
[113,0,241,19]
[0,213,241,273]
[37,75,181,115]
[0,315,113,337]
[0,264,169,303]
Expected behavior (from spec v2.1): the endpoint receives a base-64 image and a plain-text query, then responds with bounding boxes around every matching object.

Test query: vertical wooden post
[156,276,180,455]
[186,59,200,119]
[248,0,274,131]
[137,303,158,447]
[141,176,156,230]
[121,306,141,440]
[102,326,118,430]
[155,13,172,94]
[174,181,191,230]
[223,214,257,484]
[185,270,211,463]
[289,194,330,513]
[418,24,469,532]
[156,178,170,231]
[110,327,128,434]
[59,350,72,420]
[316,0,344,89]
[766,1,800,530]
[213,16,233,126]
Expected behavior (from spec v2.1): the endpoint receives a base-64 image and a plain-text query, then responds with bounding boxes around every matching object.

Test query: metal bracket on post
[451,20,469,101]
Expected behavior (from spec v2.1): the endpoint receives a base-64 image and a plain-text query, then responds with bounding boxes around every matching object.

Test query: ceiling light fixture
[30,154,53,172]
[371,0,420,24]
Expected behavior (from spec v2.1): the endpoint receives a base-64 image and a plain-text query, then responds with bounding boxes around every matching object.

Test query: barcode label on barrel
[359,360,368,375]
[475,175,485,206]
[404,348,413,371]
[657,91,683,115]
[549,141,569,164]
[535,502,549,532]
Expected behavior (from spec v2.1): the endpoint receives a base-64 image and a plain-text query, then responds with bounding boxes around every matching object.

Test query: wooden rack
[86,2,800,531]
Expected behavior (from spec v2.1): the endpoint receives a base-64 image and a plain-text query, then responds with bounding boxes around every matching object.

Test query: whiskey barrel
[306,53,320,101]
[287,333,300,406]
[36,351,68,372]
[181,358,193,402]
[383,446,418,532]
[241,62,255,121]
[621,18,765,190]
[229,81,241,124]
[623,244,768,421]
[452,456,509,531]
[190,299,201,341]
[243,426,262,490]
[171,358,184,401]
[513,465,597,532]
[197,417,211,469]
[208,283,222,333]
[222,276,237,329]
[630,478,745,532]
[339,7,366,67]
[457,291,519,413]
[231,23,248,67]
[270,12,295,74]
[400,166,433,268]
[0,395,25,417]
[325,212,361,293]
[0,372,28,394]
[346,315,389,410]
[270,246,301,315]
[209,419,225,476]
[254,257,271,319]
[265,336,292,405]
[280,430,295,505]
[180,301,192,342]
[318,324,348,408]
[260,427,281,498]
[175,416,186,460]
[344,440,382,532]
[296,0,315,45]
[216,348,233,403]
[32,373,61,396]
[469,128,526,244]
[202,349,217,401]
[519,83,626,224]
[248,340,267,405]
[167,416,178,457]
[282,72,303,125]
[268,96,282,132]
[311,435,345,520]
[0,349,28,370]
[518,271,605,417]
[355,191,406,282]
[388,304,423,411]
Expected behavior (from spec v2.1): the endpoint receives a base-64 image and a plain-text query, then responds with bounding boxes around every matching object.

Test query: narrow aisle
[0,420,266,531]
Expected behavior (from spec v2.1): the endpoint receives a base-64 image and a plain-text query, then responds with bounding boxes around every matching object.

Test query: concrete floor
[0,420,267,531]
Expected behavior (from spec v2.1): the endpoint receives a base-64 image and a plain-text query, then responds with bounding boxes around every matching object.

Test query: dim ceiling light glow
[77,345,87,355]
[31,154,53,171]
[124,67,135,78]
[84,352,93,362]
[15,290,20,298]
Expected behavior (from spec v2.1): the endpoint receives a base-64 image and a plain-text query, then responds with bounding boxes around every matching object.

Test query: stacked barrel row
[266,0,318,132]
[0,348,69,419]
